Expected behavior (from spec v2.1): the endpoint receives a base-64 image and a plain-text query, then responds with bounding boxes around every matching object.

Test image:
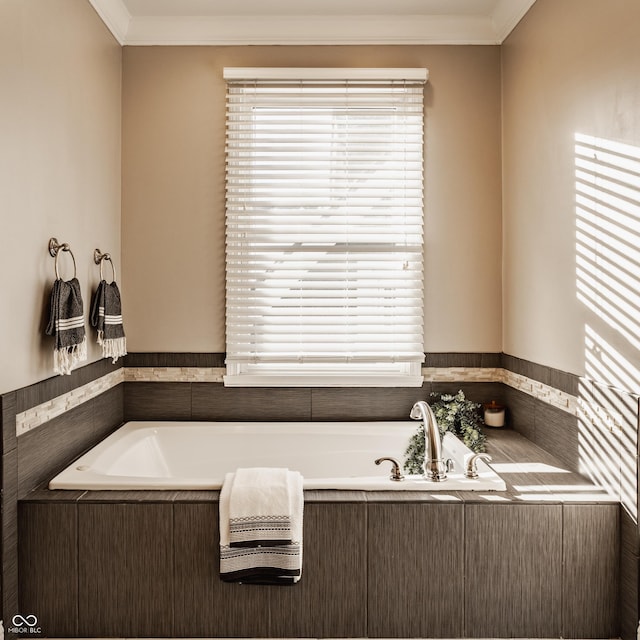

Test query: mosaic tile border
[422,366,501,383]
[14,364,583,437]
[501,369,579,416]
[124,367,225,383]
[124,365,504,384]
[16,369,124,437]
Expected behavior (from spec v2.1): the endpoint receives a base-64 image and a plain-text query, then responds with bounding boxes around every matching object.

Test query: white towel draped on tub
[219,467,303,584]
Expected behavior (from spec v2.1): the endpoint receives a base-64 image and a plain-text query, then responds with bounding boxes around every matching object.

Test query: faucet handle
[445,458,454,472]
[465,453,492,479]
[375,457,405,482]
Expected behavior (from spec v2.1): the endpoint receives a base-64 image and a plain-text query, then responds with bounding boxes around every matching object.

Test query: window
[224,68,427,386]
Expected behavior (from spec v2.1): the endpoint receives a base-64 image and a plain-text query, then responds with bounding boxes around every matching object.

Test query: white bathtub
[48,421,506,491]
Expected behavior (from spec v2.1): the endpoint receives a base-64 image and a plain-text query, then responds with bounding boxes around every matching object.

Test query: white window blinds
[224,68,426,387]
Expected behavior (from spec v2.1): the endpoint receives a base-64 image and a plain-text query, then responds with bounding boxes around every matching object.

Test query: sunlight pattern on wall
[575,132,640,519]
[580,327,637,515]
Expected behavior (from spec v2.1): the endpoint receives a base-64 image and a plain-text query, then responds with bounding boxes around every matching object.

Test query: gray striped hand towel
[90,280,127,363]
[45,278,87,375]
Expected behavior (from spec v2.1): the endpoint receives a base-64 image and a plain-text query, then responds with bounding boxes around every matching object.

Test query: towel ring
[94,248,117,283]
[48,237,77,280]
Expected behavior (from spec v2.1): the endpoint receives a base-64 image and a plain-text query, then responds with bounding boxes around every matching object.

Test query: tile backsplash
[13,359,582,438]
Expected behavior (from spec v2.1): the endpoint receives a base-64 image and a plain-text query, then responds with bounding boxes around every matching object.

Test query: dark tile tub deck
[19,429,620,639]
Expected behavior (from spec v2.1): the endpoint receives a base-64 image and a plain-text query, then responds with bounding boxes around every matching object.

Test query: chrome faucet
[410,400,448,481]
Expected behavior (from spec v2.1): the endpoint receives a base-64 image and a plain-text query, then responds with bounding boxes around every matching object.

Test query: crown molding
[125,14,499,46]
[87,0,537,46]
[87,0,130,45]
[492,0,538,43]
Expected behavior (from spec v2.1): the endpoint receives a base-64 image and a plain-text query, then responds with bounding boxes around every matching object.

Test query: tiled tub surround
[1,359,124,633]
[2,352,638,637]
[121,364,574,416]
[9,352,579,434]
[19,430,619,638]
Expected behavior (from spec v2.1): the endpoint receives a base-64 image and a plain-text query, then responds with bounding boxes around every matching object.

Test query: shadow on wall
[575,132,640,521]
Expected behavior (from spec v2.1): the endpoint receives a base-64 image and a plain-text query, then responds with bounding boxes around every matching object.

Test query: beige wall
[122,45,503,354]
[8,0,637,393]
[502,0,640,381]
[0,0,122,394]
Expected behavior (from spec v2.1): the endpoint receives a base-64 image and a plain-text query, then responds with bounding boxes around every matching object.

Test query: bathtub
[48,421,506,491]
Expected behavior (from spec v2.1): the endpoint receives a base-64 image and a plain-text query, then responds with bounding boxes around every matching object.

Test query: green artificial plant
[404,390,487,474]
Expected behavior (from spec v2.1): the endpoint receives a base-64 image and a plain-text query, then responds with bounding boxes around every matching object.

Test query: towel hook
[94,248,117,283]
[48,237,77,280]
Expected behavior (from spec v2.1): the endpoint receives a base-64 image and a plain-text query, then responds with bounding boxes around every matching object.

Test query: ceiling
[88,0,537,46]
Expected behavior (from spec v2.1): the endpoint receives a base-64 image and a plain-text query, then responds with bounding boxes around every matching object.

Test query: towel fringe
[101,336,127,364]
[53,336,88,376]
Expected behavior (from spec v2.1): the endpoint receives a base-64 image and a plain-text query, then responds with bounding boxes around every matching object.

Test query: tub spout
[410,401,448,482]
